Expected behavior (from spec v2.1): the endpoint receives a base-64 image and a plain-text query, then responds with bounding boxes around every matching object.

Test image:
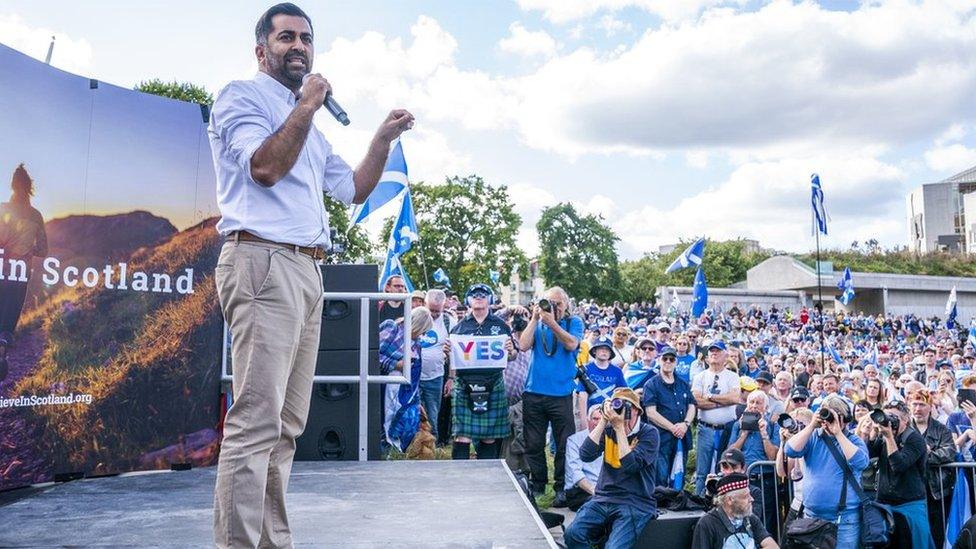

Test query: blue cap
[588,323,599,331]
[589,336,617,360]
[708,340,727,352]
[660,346,677,357]
[465,283,494,299]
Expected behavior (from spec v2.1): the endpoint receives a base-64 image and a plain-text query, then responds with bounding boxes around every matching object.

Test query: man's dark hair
[255,3,313,45]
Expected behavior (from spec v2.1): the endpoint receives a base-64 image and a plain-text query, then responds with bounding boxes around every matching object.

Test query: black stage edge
[0,460,556,548]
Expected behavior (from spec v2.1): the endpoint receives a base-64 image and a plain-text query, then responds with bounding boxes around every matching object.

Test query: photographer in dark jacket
[564,388,659,549]
[860,401,936,549]
[909,389,955,548]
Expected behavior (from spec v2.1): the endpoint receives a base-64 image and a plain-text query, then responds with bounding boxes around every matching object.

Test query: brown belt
[227,230,326,260]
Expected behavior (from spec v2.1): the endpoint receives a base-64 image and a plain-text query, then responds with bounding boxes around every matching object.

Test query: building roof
[746,255,976,293]
[944,164,976,185]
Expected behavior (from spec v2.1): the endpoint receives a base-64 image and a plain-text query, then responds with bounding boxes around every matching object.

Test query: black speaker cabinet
[295,381,381,461]
[320,264,379,352]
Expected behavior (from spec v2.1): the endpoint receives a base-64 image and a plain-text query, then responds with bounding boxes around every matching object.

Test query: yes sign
[449,335,509,370]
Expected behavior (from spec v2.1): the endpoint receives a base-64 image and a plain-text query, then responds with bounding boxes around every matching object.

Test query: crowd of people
[376,277,976,548]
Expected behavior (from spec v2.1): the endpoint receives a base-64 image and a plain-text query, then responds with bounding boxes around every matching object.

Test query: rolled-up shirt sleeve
[211,82,273,185]
[564,434,585,490]
[324,151,356,205]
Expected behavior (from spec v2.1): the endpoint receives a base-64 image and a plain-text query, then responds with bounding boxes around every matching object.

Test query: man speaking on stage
[208,3,414,547]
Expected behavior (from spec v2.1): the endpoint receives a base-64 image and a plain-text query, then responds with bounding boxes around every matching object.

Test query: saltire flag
[692,266,708,318]
[968,320,976,349]
[352,140,408,223]
[944,453,971,548]
[837,267,855,306]
[666,238,705,274]
[625,365,656,391]
[670,446,685,491]
[383,325,422,453]
[433,268,451,288]
[945,286,958,330]
[388,189,418,257]
[379,250,414,293]
[811,173,829,236]
[826,344,845,365]
[489,269,500,285]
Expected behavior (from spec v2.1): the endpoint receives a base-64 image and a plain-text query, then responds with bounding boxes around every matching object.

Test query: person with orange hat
[564,387,660,549]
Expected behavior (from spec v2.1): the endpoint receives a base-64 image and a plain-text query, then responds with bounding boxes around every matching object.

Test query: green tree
[536,203,622,302]
[380,175,527,291]
[135,79,213,106]
[323,196,374,264]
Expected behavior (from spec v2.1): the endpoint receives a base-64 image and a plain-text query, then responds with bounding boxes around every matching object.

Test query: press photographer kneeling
[857,401,935,549]
[564,388,659,549]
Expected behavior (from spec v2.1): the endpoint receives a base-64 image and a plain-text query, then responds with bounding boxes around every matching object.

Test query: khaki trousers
[213,240,323,549]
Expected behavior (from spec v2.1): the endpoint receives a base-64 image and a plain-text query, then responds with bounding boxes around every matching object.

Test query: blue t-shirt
[674,354,694,384]
[576,362,626,408]
[729,413,781,467]
[524,315,585,396]
[785,430,869,516]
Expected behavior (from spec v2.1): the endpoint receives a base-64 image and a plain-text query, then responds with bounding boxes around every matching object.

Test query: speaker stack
[294,264,382,461]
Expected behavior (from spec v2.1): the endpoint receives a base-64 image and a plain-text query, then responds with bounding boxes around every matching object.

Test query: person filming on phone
[208,3,415,547]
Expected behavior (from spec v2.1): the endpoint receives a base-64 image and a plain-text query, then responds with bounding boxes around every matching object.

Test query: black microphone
[325,92,350,126]
[302,74,350,126]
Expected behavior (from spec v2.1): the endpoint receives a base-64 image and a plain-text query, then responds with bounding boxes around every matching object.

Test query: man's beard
[268,51,309,88]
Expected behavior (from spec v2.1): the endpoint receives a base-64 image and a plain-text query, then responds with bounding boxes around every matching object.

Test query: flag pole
[416,239,431,289]
[815,218,826,373]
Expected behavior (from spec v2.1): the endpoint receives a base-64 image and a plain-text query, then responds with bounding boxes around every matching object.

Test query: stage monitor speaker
[320,264,379,352]
[295,381,381,461]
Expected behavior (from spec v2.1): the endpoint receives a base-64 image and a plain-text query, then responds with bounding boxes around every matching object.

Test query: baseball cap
[756,371,774,385]
[740,376,758,392]
[660,346,677,357]
[708,340,727,352]
[789,387,810,401]
[719,448,745,467]
[410,290,426,300]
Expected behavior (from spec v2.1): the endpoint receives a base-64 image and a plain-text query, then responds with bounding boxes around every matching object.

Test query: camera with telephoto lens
[538,298,552,313]
[606,397,634,422]
[777,412,805,434]
[869,408,900,432]
[576,365,599,395]
[817,408,835,423]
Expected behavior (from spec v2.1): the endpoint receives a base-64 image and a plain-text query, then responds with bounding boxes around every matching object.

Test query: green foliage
[536,203,622,303]
[379,175,527,291]
[323,196,374,264]
[135,79,214,106]
[618,238,771,302]
[797,247,976,277]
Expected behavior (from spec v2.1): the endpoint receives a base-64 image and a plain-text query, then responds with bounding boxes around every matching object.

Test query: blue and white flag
[837,267,855,306]
[944,454,971,548]
[379,250,414,293]
[968,321,976,349]
[811,173,829,236]
[489,269,500,285]
[692,267,708,317]
[946,286,958,330]
[352,140,408,224]
[670,446,685,491]
[666,238,705,274]
[433,268,451,288]
[388,189,418,257]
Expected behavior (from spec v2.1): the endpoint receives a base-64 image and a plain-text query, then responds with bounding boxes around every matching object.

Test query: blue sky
[2,0,975,258]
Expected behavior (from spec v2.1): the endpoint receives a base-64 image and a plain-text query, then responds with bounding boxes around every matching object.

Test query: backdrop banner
[0,43,222,491]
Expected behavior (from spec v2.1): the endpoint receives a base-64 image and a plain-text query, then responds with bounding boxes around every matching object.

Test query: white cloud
[514,0,747,24]
[0,13,92,75]
[597,15,632,36]
[498,22,559,59]
[924,143,976,174]
[685,150,709,169]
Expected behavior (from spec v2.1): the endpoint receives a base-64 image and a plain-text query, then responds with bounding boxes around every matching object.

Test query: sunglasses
[661,356,676,362]
[639,346,654,351]
[469,292,490,299]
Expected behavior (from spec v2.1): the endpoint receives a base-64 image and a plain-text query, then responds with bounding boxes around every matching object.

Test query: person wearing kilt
[449,284,516,459]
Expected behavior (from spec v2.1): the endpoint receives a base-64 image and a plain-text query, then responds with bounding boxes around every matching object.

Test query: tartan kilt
[452,372,510,440]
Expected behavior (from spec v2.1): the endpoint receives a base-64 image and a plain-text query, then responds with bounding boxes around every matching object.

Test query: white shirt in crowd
[692,368,740,425]
[420,313,456,381]
[208,71,356,250]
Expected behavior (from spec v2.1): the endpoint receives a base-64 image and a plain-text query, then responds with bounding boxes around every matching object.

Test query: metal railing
[746,460,789,541]
[222,291,413,461]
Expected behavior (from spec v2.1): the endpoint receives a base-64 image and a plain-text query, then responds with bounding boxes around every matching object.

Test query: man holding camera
[564,388,659,549]
[728,391,781,533]
[859,401,936,549]
[520,287,584,504]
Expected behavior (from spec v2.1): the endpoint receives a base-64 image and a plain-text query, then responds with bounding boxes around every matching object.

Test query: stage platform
[0,460,556,548]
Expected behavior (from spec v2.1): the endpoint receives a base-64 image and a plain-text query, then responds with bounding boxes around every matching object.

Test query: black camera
[608,397,634,421]
[870,408,900,432]
[576,365,599,395]
[511,314,528,333]
[538,298,552,313]
[777,413,804,434]
[817,408,835,423]
[740,411,761,432]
